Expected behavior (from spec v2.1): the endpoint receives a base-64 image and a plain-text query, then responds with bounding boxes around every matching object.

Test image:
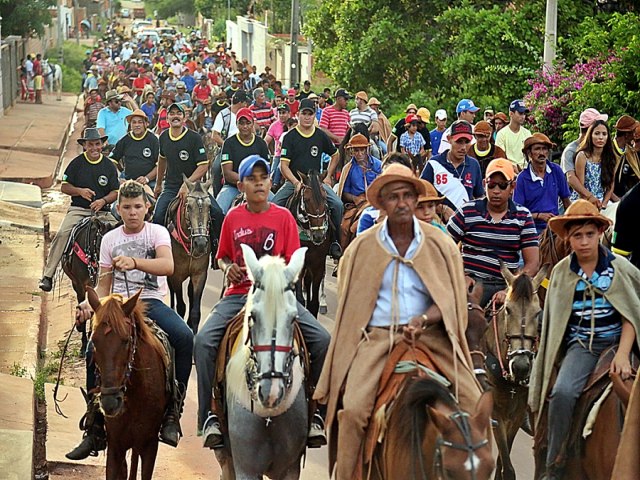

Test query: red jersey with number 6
[216,203,300,296]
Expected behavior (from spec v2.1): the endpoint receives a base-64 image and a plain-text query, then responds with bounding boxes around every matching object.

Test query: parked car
[121,8,130,18]
[131,20,153,36]
[156,26,177,38]
[136,29,161,45]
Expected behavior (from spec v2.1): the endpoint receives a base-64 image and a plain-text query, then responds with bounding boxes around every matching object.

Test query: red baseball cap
[236,107,254,123]
[405,113,418,125]
[287,88,296,96]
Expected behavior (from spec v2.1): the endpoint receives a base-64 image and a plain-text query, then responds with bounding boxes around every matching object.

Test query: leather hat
[366,164,426,211]
[77,127,108,145]
[548,199,612,239]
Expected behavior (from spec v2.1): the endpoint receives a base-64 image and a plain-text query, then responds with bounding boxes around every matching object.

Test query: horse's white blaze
[465,452,480,472]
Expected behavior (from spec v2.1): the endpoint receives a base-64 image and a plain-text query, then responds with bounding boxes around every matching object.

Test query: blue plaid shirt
[399,131,426,155]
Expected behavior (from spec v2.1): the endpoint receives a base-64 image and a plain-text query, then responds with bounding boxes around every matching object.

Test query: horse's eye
[505,306,512,316]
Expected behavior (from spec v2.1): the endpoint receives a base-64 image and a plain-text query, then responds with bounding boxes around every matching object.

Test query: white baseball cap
[435,109,447,120]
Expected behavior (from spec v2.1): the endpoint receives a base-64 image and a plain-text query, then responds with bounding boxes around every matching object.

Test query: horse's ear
[499,260,515,286]
[298,172,308,185]
[469,280,483,302]
[86,286,101,313]
[471,390,494,434]
[428,405,452,434]
[285,247,307,284]
[203,177,213,192]
[122,289,143,317]
[532,263,550,291]
[182,174,194,190]
[240,244,262,282]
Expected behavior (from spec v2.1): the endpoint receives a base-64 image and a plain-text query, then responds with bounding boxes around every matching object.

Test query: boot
[66,393,106,460]
[160,382,186,448]
[307,411,327,448]
[39,276,53,292]
[329,226,343,261]
[202,411,224,449]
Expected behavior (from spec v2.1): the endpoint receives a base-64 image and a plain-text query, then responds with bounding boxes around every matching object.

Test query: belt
[366,324,409,332]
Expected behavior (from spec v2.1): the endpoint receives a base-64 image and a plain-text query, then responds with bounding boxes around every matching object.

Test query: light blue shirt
[369,217,432,327]
[96,106,132,145]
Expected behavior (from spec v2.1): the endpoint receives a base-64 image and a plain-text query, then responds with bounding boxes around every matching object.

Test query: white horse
[217,244,309,480]
[42,59,63,99]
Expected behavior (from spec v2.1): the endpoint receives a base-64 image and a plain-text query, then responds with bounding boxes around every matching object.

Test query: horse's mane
[508,274,534,302]
[306,170,325,207]
[93,294,167,366]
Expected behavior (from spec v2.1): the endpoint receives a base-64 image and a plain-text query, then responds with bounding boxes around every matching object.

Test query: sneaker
[307,413,327,448]
[39,276,53,292]
[202,413,224,449]
[329,242,342,260]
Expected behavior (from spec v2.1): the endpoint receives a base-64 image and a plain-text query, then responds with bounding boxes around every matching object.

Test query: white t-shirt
[100,222,171,301]
[212,107,238,139]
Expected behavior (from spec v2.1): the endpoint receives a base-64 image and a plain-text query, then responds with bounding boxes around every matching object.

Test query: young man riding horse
[193,155,330,449]
[39,128,119,292]
[68,180,194,459]
[272,98,344,260]
[529,199,640,480]
[314,164,482,479]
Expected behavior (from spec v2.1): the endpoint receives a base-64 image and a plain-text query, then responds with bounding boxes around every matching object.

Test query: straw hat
[346,133,369,149]
[418,179,444,203]
[366,164,426,210]
[547,199,612,239]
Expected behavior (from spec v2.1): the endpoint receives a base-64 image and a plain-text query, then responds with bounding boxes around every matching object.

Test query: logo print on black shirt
[310,146,319,157]
[143,147,152,157]
[98,175,108,186]
[179,150,189,161]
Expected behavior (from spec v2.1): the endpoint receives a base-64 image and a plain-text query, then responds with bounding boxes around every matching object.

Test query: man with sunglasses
[96,89,133,148]
[447,158,540,305]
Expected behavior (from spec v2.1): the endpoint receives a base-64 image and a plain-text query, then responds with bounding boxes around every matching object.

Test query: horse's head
[466,282,490,391]
[498,263,549,385]
[241,243,307,409]
[430,390,495,480]
[297,171,328,245]
[87,287,144,417]
[181,174,212,258]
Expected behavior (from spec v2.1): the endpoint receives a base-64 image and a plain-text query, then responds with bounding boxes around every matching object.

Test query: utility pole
[289,0,299,88]
[543,0,557,72]
[74,0,80,45]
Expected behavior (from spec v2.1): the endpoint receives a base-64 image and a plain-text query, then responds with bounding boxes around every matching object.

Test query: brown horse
[166,176,212,334]
[484,263,548,480]
[466,282,491,392]
[87,287,168,480]
[372,376,495,480]
[537,225,570,306]
[61,215,117,355]
[288,171,330,317]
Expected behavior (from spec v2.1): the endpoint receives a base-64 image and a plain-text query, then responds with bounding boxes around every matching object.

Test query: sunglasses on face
[486,180,512,190]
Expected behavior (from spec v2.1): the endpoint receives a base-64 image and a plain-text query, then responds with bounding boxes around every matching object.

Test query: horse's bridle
[295,185,328,246]
[491,299,539,385]
[98,314,138,397]
[432,411,489,480]
[244,280,299,396]
[176,193,210,258]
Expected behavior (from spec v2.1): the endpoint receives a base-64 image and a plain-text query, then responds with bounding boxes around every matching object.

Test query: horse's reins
[467,302,488,379]
[295,184,328,246]
[172,194,210,258]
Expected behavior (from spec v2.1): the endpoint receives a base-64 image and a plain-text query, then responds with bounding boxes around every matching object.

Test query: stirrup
[202,413,224,449]
[307,413,327,448]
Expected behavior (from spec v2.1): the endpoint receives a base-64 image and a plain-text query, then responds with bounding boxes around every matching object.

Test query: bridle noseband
[175,193,211,258]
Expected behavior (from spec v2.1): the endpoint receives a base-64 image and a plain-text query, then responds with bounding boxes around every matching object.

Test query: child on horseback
[68,180,194,460]
[530,199,640,480]
[194,155,330,449]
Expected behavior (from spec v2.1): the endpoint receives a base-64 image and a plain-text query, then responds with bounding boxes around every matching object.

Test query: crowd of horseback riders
[35,20,640,480]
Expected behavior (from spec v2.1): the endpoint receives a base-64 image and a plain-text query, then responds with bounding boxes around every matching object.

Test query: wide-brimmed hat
[368,97,381,107]
[77,127,108,145]
[633,124,640,141]
[117,85,132,94]
[548,199,613,239]
[125,109,149,123]
[104,90,123,102]
[366,164,426,210]
[405,103,418,113]
[493,112,508,123]
[523,132,556,152]
[355,91,368,102]
[346,133,369,149]
[418,179,444,203]
[416,107,431,124]
[615,115,638,133]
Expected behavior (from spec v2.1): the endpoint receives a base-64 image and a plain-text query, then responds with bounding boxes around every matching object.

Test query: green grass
[33,361,59,402]
[9,362,28,378]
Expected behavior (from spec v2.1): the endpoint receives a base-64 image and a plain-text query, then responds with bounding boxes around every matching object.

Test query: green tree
[0,0,55,37]
[147,0,196,19]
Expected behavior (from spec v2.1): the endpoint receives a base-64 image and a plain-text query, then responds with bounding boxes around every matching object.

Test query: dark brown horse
[288,171,330,317]
[166,176,212,334]
[372,376,495,480]
[484,263,548,480]
[61,215,117,355]
[466,282,491,392]
[537,225,571,306]
[87,287,168,480]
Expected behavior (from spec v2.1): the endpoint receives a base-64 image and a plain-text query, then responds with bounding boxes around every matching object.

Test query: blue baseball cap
[509,99,530,114]
[456,99,480,114]
[238,155,271,181]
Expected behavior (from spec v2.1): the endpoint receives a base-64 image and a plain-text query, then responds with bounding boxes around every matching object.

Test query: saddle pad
[62,216,94,259]
[144,318,174,394]
[363,341,440,467]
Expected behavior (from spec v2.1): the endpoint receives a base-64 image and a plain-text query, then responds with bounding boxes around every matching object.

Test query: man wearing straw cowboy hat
[97,89,133,149]
[315,163,482,479]
[39,128,119,291]
[110,108,159,189]
[530,199,640,480]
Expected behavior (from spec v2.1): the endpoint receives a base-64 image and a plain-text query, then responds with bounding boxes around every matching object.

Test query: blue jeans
[377,138,388,156]
[272,181,343,240]
[86,298,194,392]
[216,184,275,214]
[271,156,282,184]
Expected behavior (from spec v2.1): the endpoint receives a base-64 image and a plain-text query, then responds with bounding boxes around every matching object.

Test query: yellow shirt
[495,125,532,168]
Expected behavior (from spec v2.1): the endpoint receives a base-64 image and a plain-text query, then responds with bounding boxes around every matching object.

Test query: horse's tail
[128,448,139,480]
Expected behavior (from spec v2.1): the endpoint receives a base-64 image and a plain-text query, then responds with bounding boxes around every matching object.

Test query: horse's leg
[128,449,139,480]
[73,280,88,357]
[493,419,512,480]
[106,448,126,480]
[319,277,327,315]
[308,268,323,318]
[187,269,208,335]
[168,275,187,319]
[139,442,160,480]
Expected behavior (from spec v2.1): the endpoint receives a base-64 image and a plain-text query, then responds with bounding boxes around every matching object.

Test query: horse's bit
[432,411,489,480]
[295,185,328,246]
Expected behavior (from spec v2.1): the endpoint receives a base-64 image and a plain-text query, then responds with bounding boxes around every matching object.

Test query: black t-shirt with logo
[159,127,208,189]
[110,130,159,180]
[221,134,270,172]
[612,182,640,269]
[62,153,120,210]
[280,126,337,176]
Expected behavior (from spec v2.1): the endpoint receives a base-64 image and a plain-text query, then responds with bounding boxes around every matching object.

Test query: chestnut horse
[466,283,491,392]
[372,376,495,480]
[87,287,168,480]
[537,225,570,306]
